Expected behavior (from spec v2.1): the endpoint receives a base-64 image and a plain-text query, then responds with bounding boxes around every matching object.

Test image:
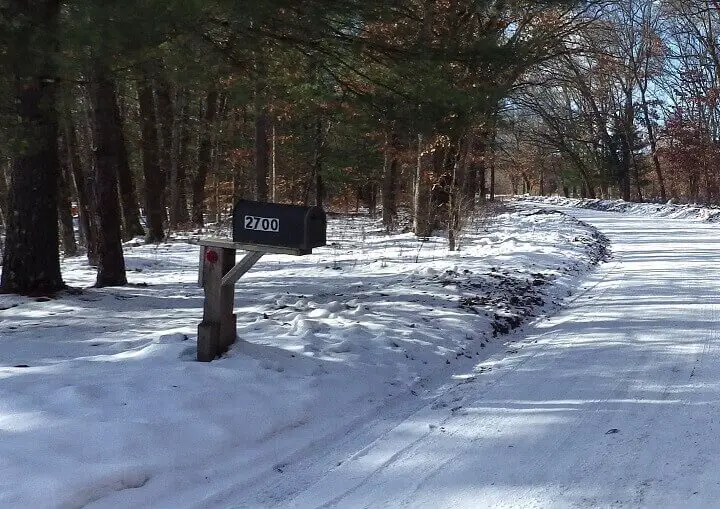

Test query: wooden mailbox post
[195,200,326,362]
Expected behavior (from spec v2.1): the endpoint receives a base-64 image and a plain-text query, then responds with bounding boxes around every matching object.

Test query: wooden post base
[197,241,266,362]
[197,245,236,362]
[193,238,313,362]
[197,313,237,362]
[197,321,219,362]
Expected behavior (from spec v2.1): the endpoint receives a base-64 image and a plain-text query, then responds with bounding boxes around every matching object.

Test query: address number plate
[244,215,280,232]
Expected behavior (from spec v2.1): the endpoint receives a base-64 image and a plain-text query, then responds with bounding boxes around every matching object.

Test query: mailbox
[232,200,326,250]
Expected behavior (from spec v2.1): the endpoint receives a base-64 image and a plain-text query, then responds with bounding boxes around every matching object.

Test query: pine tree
[1,0,65,294]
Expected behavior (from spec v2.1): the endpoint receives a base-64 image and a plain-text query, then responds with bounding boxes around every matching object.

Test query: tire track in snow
[279,212,720,508]
[277,254,630,508]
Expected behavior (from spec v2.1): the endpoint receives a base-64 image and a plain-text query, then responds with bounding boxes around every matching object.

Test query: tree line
[499,0,720,205]
[0,0,600,294]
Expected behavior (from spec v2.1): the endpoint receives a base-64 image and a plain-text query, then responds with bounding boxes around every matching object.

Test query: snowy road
[260,209,720,508]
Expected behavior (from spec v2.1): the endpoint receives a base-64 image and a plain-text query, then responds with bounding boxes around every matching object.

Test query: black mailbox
[232,200,326,250]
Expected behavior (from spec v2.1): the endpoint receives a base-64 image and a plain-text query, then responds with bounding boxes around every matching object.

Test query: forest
[0,0,718,294]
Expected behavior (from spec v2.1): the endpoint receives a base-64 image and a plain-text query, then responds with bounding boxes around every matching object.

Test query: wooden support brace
[193,236,314,362]
[221,251,264,287]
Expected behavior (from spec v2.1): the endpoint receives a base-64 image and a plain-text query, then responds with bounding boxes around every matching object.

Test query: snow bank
[0,206,607,508]
[519,195,720,222]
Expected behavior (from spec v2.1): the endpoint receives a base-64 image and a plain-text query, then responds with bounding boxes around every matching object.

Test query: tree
[137,67,166,242]
[191,89,219,227]
[1,0,65,294]
[91,63,127,287]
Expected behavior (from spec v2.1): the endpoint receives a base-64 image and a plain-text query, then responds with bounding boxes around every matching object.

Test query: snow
[0,205,607,508]
[12,197,720,507]
[271,202,720,508]
[520,194,720,222]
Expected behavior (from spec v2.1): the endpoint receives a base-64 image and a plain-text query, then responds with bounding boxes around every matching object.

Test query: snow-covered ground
[0,205,605,508]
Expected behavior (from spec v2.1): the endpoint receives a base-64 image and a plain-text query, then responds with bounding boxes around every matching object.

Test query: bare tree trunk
[447,137,464,252]
[271,123,277,202]
[58,139,78,257]
[232,108,248,204]
[489,152,496,201]
[382,132,399,230]
[212,134,222,223]
[192,90,219,227]
[619,92,633,202]
[448,177,457,250]
[640,98,666,201]
[368,183,378,218]
[172,89,191,226]
[63,112,96,259]
[464,162,478,208]
[91,62,127,287]
[155,69,175,222]
[488,123,497,201]
[312,117,324,207]
[479,163,487,201]
[0,158,8,229]
[631,149,643,202]
[413,133,431,236]
[137,71,165,241]
[1,0,65,294]
[255,102,270,201]
[522,173,531,194]
[113,83,144,240]
[478,136,487,202]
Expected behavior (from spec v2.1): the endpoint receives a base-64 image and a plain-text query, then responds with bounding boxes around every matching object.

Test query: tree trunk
[413,133,431,236]
[619,95,633,202]
[640,96,666,201]
[560,144,596,199]
[58,140,78,257]
[62,113,95,255]
[254,53,270,202]
[368,183,378,218]
[113,83,144,240]
[1,0,65,294]
[631,150,643,202]
[156,70,175,220]
[487,124,498,201]
[91,62,127,287]
[232,108,248,205]
[312,117,324,207]
[0,159,8,229]
[382,132,399,230]
[464,162,478,208]
[171,89,191,226]
[137,71,165,241]
[271,124,277,202]
[255,103,270,202]
[448,137,465,252]
[211,133,222,223]
[478,150,487,203]
[192,90,219,227]
[522,173,531,194]
[489,152,496,201]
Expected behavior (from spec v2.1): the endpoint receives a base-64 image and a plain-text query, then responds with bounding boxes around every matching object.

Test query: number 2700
[244,215,280,232]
